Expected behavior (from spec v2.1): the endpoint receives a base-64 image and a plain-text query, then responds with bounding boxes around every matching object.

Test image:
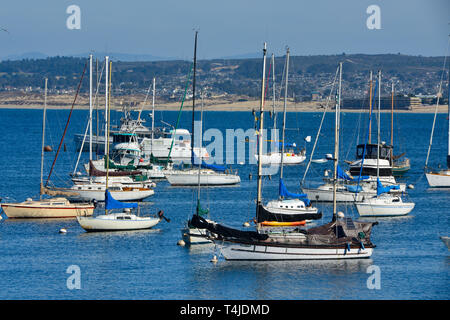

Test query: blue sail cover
[191,155,226,172]
[337,165,352,180]
[278,142,296,149]
[105,190,138,210]
[279,178,311,206]
[376,178,400,196]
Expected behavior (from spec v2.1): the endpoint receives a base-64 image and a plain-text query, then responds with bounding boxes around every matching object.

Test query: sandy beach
[0,92,447,113]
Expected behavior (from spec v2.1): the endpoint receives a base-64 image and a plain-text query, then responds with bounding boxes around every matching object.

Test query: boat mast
[368,71,373,144]
[332,62,342,221]
[279,48,289,185]
[151,77,156,155]
[191,31,198,164]
[40,78,48,200]
[196,90,204,214]
[390,81,394,147]
[104,56,109,157]
[272,54,276,134]
[89,54,93,162]
[377,70,381,181]
[105,58,112,215]
[256,43,267,218]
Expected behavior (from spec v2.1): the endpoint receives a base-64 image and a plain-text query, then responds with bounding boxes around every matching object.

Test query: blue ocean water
[0,108,448,300]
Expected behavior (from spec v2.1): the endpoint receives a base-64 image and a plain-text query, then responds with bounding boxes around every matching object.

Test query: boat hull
[67,188,154,202]
[77,215,160,231]
[166,172,241,186]
[425,172,450,188]
[181,227,213,245]
[256,153,306,165]
[1,203,94,219]
[219,242,373,260]
[356,202,415,217]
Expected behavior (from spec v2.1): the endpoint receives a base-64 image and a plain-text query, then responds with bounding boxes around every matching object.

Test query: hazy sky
[1,0,449,60]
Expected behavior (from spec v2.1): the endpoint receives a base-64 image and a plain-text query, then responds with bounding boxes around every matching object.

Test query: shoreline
[0,101,447,113]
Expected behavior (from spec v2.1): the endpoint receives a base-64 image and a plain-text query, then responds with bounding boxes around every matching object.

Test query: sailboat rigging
[189,47,377,260]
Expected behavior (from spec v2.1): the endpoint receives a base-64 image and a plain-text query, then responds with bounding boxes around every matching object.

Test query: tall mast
[104,56,109,157]
[89,54,93,161]
[377,70,381,180]
[196,89,204,214]
[390,81,394,146]
[151,77,156,155]
[40,78,48,199]
[332,62,342,221]
[279,48,289,183]
[272,54,276,134]
[191,31,198,163]
[368,71,373,144]
[256,43,267,217]
[105,59,112,215]
[96,58,99,160]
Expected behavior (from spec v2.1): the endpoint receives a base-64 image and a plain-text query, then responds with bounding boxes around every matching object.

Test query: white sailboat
[260,48,321,225]
[1,76,94,219]
[77,58,168,232]
[425,49,450,187]
[303,70,405,202]
[165,33,241,187]
[65,57,155,202]
[355,70,415,217]
[189,49,376,260]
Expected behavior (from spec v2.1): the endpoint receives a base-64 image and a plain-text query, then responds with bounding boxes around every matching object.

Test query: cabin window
[124,216,131,220]
[116,216,124,220]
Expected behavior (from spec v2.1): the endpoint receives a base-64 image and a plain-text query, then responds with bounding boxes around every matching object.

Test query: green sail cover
[104,157,136,171]
[196,199,209,216]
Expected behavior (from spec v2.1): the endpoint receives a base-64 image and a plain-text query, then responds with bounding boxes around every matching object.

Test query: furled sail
[40,185,80,197]
[89,161,141,177]
[105,190,138,210]
[376,178,400,196]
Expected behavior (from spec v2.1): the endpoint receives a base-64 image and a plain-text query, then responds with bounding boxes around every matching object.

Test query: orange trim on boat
[260,220,306,226]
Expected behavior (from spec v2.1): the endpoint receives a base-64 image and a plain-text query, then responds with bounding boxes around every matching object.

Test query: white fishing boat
[1,76,94,219]
[355,71,415,217]
[189,49,376,260]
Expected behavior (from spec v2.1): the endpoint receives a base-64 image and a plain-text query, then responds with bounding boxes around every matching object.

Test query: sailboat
[425,53,450,187]
[255,53,306,165]
[181,87,216,245]
[260,48,321,225]
[56,57,155,202]
[303,70,405,202]
[77,58,169,232]
[1,77,94,219]
[165,32,241,187]
[189,47,376,260]
[355,71,415,217]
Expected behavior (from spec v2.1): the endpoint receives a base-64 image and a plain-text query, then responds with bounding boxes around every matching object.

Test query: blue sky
[0,0,449,60]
